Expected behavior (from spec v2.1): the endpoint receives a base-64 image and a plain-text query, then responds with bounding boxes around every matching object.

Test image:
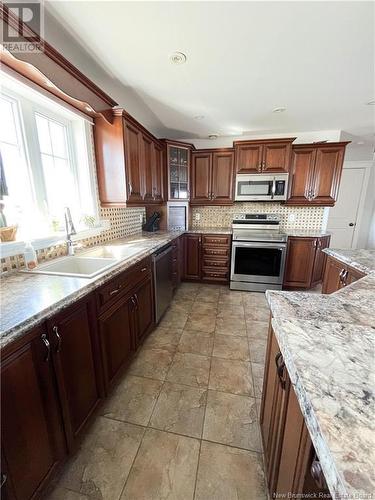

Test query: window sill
[0,220,110,259]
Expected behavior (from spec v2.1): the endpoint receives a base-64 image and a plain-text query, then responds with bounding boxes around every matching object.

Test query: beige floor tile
[169,300,194,314]
[218,290,244,306]
[149,382,207,438]
[59,417,144,500]
[216,303,245,318]
[248,337,267,365]
[203,390,262,452]
[195,287,221,303]
[247,320,269,340]
[251,362,265,399]
[178,332,214,356]
[215,316,247,336]
[142,327,183,353]
[166,352,210,388]
[195,441,267,500]
[101,375,162,426]
[209,357,254,396]
[129,348,174,381]
[185,313,216,334]
[46,487,88,500]
[190,301,218,316]
[120,429,200,500]
[244,307,270,322]
[213,334,250,361]
[159,308,189,329]
[242,291,269,309]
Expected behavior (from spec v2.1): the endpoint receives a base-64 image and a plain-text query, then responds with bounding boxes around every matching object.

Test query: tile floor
[47,283,270,500]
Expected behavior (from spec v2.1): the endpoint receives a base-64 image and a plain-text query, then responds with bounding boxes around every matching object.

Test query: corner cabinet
[190,149,234,206]
[287,142,349,206]
[322,255,366,294]
[260,325,331,498]
[166,141,192,200]
[234,138,295,173]
[94,109,165,206]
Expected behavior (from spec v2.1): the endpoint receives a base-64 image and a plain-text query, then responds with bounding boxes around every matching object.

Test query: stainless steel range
[230,213,287,292]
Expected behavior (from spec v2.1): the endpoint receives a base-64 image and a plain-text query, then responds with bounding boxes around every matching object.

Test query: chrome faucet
[64,207,76,256]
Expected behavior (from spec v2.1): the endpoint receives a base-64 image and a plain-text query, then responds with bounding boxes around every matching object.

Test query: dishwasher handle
[153,245,172,262]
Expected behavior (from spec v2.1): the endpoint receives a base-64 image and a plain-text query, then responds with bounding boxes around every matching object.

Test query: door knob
[349,222,355,227]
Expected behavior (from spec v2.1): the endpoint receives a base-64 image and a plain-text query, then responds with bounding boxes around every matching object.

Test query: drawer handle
[275,352,286,389]
[310,458,327,490]
[109,286,121,296]
[53,326,62,353]
[0,473,7,489]
[141,267,147,272]
[41,334,50,363]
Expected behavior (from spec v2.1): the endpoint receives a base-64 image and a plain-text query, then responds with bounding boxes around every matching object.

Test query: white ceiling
[46,1,374,152]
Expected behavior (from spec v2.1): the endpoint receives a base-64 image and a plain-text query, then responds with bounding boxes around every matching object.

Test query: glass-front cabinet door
[168,144,190,200]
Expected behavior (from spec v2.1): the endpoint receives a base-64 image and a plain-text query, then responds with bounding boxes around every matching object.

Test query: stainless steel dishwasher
[152,244,173,323]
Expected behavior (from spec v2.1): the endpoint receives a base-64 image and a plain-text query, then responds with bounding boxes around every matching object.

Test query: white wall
[358,162,375,248]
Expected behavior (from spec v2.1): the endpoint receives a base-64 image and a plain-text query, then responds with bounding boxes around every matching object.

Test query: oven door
[231,241,287,284]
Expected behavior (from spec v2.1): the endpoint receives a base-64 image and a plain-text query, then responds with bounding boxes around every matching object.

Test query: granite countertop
[266,249,375,499]
[0,231,183,349]
[285,229,331,238]
[323,248,375,275]
[187,227,232,234]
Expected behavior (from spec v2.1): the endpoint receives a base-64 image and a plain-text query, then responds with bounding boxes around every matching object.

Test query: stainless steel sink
[25,256,119,278]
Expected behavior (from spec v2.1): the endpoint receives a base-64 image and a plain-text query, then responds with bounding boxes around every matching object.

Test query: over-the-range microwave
[234,173,289,202]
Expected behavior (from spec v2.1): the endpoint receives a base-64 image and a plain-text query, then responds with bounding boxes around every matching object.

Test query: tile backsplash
[191,203,327,231]
[0,206,145,274]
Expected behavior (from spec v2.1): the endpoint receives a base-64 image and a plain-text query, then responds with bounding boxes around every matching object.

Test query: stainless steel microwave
[234,173,289,202]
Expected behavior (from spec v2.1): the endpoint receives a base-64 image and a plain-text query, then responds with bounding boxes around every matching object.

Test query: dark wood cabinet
[234,138,295,173]
[261,326,331,498]
[171,236,182,290]
[183,233,201,281]
[140,133,153,203]
[48,297,103,450]
[190,149,234,205]
[166,141,192,200]
[1,327,66,500]
[201,234,231,283]
[283,236,330,289]
[133,276,154,346]
[98,294,135,391]
[124,119,143,204]
[152,142,164,202]
[322,256,366,294]
[287,142,349,206]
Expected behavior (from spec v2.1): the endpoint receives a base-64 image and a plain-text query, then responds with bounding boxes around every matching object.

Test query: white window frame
[0,76,107,258]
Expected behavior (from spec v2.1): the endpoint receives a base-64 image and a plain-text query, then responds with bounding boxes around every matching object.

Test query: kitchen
[0,2,374,500]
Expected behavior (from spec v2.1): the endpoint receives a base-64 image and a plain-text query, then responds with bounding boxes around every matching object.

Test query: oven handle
[232,241,287,249]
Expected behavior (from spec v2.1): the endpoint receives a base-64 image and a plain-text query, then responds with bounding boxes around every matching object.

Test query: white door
[327,168,366,248]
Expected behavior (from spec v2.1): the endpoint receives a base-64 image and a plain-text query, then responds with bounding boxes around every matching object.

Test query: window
[0,72,99,243]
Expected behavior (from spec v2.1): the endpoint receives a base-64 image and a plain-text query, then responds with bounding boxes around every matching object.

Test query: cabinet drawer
[202,269,228,281]
[203,247,229,257]
[97,257,151,310]
[203,257,229,269]
[202,235,230,246]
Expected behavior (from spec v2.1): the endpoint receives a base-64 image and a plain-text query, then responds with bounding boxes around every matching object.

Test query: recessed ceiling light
[170,52,187,65]
[366,100,375,105]
[272,106,287,113]
[208,134,218,140]
[194,115,205,120]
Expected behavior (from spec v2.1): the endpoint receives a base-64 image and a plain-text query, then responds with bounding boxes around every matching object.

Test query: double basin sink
[26,244,145,279]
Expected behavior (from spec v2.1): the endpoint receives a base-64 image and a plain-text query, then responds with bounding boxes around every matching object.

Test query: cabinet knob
[275,352,286,389]
[310,458,327,490]
[41,334,51,363]
[53,326,62,353]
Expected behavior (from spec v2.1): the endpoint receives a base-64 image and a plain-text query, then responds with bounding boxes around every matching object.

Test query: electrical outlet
[288,213,296,223]
[195,212,201,221]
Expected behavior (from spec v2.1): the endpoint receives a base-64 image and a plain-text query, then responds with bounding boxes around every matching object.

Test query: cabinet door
[124,120,143,203]
[345,266,366,286]
[262,141,292,173]
[50,298,102,449]
[183,234,201,281]
[211,150,234,204]
[152,142,164,202]
[133,276,154,346]
[168,145,190,200]
[98,294,134,391]
[311,236,330,287]
[235,143,263,173]
[283,237,317,289]
[311,145,345,205]
[260,327,290,494]
[141,134,153,202]
[1,328,65,500]
[322,256,346,294]
[287,147,316,205]
[191,152,212,204]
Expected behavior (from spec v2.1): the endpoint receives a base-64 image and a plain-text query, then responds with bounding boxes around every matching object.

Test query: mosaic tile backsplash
[191,203,326,231]
[1,206,145,274]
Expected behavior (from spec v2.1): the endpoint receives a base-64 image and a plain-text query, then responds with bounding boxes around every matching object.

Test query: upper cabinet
[234,138,295,173]
[287,142,349,206]
[94,109,165,207]
[166,141,192,200]
[191,148,234,206]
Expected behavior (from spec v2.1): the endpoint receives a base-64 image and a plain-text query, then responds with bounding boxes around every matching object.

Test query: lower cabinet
[283,235,330,289]
[132,276,154,345]
[1,327,66,500]
[322,255,366,294]
[171,236,182,290]
[260,325,331,498]
[183,233,201,281]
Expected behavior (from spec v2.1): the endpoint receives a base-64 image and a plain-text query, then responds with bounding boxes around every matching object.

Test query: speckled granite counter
[324,248,375,275]
[0,231,182,348]
[266,249,375,499]
[285,229,331,238]
[187,227,232,234]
